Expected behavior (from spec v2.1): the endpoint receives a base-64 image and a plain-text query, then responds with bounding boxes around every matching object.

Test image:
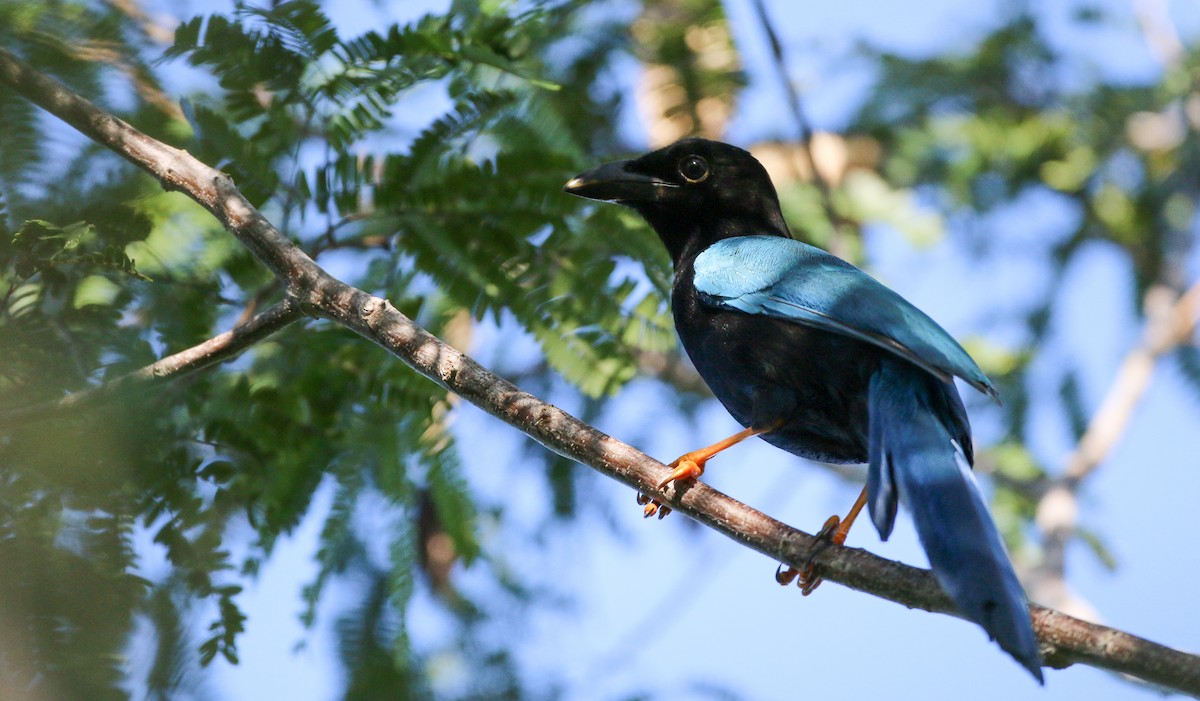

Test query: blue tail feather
[867,358,1043,683]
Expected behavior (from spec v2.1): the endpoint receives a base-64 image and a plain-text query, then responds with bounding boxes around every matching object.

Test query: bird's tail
[866,357,1043,683]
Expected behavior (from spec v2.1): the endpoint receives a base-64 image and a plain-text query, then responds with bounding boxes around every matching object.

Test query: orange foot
[776,485,868,595]
[637,424,772,519]
[638,453,706,518]
[775,514,848,595]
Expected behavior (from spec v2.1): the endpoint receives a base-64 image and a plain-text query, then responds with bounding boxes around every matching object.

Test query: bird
[563,137,1043,682]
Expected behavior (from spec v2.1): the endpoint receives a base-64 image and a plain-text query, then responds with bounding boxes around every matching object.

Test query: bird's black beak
[563,160,677,204]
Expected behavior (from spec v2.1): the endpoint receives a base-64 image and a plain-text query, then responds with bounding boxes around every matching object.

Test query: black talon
[775,563,799,586]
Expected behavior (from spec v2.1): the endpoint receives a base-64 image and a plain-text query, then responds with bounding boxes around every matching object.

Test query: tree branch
[1068,282,1199,482]
[0,298,303,425]
[1033,281,1200,613]
[749,0,853,259]
[3,47,1199,695]
[749,0,821,180]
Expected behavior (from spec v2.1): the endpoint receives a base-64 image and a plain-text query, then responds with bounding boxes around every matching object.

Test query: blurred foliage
[0,0,1197,700]
[631,0,744,143]
[0,0,670,698]
[848,11,1200,567]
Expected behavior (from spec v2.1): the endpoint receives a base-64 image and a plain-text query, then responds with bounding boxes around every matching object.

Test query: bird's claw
[636,491,671,519]
[777,514,846,595]
[636,455,704,519]
[774,563,825,596]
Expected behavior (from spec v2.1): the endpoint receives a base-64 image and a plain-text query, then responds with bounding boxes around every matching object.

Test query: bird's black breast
[671,262,883,464]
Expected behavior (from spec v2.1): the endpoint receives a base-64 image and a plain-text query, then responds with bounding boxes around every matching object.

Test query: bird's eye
[679,155,709,183]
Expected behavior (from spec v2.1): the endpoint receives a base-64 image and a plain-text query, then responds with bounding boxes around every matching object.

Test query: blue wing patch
[692,236,998,400]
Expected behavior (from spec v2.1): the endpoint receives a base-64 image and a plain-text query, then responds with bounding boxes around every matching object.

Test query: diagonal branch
[0,297,303,425]
[1034,281,1200,609]
[1066,281,1200,484]
[2,47,1200,695]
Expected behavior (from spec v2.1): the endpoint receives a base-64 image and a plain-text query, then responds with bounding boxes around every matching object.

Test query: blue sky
[142,0,1200,699]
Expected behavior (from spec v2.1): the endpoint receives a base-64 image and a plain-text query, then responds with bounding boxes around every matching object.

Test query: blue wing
[692,236,997,400]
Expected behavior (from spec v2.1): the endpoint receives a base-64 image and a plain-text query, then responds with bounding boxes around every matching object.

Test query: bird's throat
[638,206,790,270]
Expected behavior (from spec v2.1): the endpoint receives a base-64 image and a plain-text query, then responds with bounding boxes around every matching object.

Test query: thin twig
[104,0,177,46]
[0,298,303,425]
[68,42,185,121]
[749,0,851,257]
[3,46,1200,694]
[307,212,384,258]
[749,0,820,174]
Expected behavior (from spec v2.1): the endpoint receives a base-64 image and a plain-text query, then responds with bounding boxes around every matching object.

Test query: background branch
[750,0,853,258]
[0,298,303,426]
[3,47,1199,696]
[1032,281,1200,614]
[1066,281,1200,484]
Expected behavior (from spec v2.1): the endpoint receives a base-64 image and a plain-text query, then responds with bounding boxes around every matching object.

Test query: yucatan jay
[564,138,1042,682]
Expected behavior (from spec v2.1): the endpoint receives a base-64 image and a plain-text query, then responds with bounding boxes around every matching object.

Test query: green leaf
[73,274,120,308]
[426,453,480,564]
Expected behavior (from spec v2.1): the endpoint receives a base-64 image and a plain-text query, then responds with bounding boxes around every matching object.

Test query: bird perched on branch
[563,137,1042,682]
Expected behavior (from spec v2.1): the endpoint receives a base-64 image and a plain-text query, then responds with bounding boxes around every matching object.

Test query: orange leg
[640,424,773,518]
[776,485,868,594]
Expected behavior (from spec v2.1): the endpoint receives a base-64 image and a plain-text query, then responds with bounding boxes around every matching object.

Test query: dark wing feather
[692,236,998,400]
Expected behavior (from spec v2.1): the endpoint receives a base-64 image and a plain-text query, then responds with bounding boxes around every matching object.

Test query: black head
[564,138,790,265]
